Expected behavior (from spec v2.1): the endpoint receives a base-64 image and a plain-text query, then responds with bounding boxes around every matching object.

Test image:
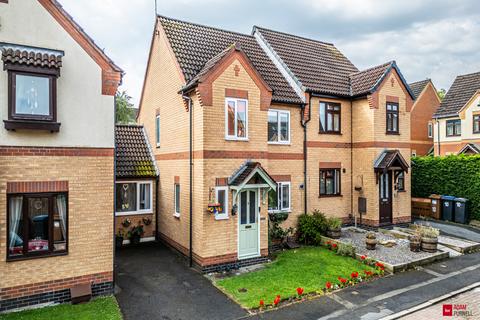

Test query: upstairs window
[320,168,341,196]
[225,98,248,140]
[473,115,480,134]
[319,102,341,134]
[268,182,291,212]
[428,122,433,138]
[386,103,399,134]
[446,119,461,137]
[268,109,290,143]
[155,114,160,147]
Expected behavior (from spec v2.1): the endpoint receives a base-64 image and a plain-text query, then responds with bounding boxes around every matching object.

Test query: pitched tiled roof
[158,16,302,104]
[374,150,409,173]
[254,26,359,97]
[115,125,157,178]
[434,72,480,118]
[350,62,393,97]
[409,79,431,99]
[229,161,276,187]
[1,44,63,69]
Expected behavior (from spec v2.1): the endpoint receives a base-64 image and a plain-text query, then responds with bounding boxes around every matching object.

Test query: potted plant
[326,217,342,239]
[408,233,421,252]
[365,232,377,250]
[128,225,144,245]
[419,225,439,253]
[121,218,131,228]
[115,230,125,248]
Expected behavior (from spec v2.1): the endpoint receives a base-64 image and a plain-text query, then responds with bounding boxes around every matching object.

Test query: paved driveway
[115,242,247,320]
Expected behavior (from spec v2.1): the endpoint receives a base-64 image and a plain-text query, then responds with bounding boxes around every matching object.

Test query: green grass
[216,247,375,309]
[0,296,122,320]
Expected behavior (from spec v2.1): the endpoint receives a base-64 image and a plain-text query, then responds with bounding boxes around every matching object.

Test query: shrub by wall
[412,155,480,221]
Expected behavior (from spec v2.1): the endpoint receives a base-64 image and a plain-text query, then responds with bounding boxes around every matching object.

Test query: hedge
[411,155,480,221]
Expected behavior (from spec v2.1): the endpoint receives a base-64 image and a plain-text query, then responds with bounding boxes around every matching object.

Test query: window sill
[386,132,400,135]
[173,213,181,219]
[214,214,229,221]
[446,135,461,137]
[4,119,61,132]
[7,251,68,262]
[268,209,291,214]
[225,137,249,142]
[268,142,291,146]
[396,190,407,193]
[319,194,343,198]
[115,211,153,216]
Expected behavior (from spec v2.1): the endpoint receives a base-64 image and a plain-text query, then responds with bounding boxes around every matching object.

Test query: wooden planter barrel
[410,241,421,252]
[421,237,438,253]
[365,238,377,250]
[327,229,341,239]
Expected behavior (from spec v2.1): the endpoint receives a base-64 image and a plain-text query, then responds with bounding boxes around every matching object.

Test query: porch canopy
[228,161,277,192]
[458,143,480,155]
[374,150,409,175]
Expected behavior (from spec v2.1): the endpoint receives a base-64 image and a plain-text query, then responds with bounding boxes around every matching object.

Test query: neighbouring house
[433,72,480,155]
[137,15,413,271]
[408,79,441,156]
[0,0,122,312]
[115,125,158,244]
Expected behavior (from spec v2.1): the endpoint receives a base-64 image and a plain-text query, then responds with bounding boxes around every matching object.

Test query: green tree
[115,91,137,124]
[437,88,446,101]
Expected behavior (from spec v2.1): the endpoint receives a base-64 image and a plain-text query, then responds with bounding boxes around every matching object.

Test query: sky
[60,0,480,107]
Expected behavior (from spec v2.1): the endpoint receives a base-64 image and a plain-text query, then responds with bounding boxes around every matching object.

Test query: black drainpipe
[350,99,354,226]
[436,119,441,156]
[182,94,194,268]
[155,175,159,241]
[301,93,312,214]
[112,95,118,289]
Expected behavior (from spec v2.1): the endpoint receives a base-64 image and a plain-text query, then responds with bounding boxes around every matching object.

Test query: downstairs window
[268,182,291,212]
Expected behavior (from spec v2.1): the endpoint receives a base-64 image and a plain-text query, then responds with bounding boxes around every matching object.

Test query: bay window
[268,182,291,212]
[319,102,341,134]
[268,109,290,143]
[8,193,68,260]
[225,98,248,140]
[115,181,153,215]
[320,169,341,196]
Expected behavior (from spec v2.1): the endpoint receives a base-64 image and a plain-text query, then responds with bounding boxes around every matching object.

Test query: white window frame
[174,183,180,217]
[115,180,153,216]
[427,122,433,138]
[214,186,229,220]
[225,98,249,141]
[268,182,291,213]
[268,109,291,144]
[155,114,160,147]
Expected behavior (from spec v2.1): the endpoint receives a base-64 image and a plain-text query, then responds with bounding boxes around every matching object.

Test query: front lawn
[215,247,375,309]
[0,296,122,320]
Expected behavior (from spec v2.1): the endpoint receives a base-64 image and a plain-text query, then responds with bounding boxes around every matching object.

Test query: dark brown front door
[379,172,392,224]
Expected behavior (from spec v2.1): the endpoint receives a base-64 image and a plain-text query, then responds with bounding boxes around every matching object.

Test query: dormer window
[2,44,63,132]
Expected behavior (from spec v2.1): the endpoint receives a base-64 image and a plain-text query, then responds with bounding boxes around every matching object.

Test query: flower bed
[214,247,382,310]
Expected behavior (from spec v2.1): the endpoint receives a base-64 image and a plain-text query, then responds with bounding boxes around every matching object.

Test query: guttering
[182,93,194,268]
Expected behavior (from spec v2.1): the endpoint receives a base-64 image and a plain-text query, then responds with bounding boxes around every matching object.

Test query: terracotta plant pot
[421,237,438,253]
[365,238,377,250]
[327,228,341,239]
[409,241,421,252]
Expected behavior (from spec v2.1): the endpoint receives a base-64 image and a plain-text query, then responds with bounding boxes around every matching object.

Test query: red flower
[327,241,331,245]
[332,243,338,248]
[351,271,359,278]
[380,266,385,271]
[375,262,384,268]
[338,277,347,284]
[326,281,332,289]
[259,299,264,307]
[364,270,373,276]
[361,255,366,260]
[296,287,304,296]
[274,296,281,306]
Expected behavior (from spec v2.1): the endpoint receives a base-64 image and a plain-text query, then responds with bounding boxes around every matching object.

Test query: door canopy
[229,161,277,191]
[374,150,409,174]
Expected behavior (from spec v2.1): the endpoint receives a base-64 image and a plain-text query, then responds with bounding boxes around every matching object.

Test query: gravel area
[339,228,440,265]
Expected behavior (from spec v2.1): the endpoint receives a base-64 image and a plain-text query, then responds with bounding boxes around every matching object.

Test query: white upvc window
[225,98,248,140]
[268,182,291,213]
[268,109,290,144]
[174,183,180,217]
[155,114,160,147]
[427,122,433,138]
[214,186,229,220]
[115,181,153,216]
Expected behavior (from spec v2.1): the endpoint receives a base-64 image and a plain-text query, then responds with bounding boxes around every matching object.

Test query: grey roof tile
[350,61,393,97]
[434,72,480,118]
[409,79,431,99]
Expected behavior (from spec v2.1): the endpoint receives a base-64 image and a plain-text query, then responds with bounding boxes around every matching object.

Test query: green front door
[238,189,259,259]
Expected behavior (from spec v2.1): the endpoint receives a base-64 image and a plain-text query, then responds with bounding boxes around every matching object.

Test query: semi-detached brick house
[137,15,414,271]
[433,71,480,156]
[0,0,122,311]
[408,79,441,156]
